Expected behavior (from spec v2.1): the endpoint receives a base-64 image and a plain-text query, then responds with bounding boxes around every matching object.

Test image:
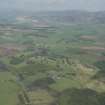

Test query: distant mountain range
[34,10,105,24]
[0,10,105,24]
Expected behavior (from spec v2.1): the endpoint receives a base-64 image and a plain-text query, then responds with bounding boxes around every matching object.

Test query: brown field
[98,56,105,61]
[0,47,19,56]
[80,35,96,40]
[0,44,26,50]
[0,44,26,56]
[81,46,105,51]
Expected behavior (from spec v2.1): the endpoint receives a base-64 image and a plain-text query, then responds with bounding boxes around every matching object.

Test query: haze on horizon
[0,0,104,12]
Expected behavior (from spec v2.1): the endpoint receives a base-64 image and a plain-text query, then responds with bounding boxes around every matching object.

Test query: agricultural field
[0,13,105,105]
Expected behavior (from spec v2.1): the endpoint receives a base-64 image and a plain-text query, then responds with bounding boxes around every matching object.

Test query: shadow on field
[57,88,105,105]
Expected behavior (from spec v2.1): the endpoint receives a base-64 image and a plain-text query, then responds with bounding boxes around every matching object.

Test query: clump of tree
[94,60,105,71]
[10,56,25,65]
[93,60,105,80]
[0,61,8,71]
[18,90,31,105]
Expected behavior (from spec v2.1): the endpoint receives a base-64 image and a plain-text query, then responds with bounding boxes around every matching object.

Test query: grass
[0,72,20,105]
[50,78,82,92]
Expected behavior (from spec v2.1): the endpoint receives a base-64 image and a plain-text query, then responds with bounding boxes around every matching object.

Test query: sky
[0,0,105,11]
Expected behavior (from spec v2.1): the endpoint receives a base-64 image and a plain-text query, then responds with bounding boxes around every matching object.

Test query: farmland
[0,11,105,105]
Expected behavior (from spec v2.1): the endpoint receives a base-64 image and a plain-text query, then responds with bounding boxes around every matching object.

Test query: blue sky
[0,0,104,11]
